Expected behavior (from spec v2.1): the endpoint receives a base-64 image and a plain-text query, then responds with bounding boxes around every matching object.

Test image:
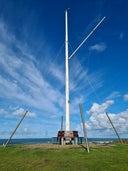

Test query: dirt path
[22,143,116,150]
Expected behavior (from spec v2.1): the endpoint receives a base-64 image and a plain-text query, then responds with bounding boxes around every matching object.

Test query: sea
[0,137,122,146]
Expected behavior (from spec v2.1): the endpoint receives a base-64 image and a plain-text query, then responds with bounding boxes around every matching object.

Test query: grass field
[0,144,128,171]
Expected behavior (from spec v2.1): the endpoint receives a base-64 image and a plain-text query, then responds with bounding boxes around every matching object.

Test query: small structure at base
[57,130,78,145]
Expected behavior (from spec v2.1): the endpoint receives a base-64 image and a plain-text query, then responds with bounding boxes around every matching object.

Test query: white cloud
[87,100,114,115]
[89,42,106,52]
[0,19,65,115]
[82,101,128,138]
[124,94,128,101]
[13,108,25,116]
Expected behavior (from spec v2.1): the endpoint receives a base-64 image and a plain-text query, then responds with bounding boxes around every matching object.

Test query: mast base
[57,130,79,145]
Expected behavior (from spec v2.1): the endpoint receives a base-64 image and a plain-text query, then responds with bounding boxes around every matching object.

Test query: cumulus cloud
[87,100,114,115]
[13,108,25,116]
[83,101,128,138]
[89,42,106,52]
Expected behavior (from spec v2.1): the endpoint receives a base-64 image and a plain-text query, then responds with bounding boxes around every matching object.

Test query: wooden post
[106,112,123,144]
[4,111,28,147]
[79,104,90,153]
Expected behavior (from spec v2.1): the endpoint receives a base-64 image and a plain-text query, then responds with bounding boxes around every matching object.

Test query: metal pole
[106,112,123,144]
[65,9,70,131]
[69,16,106,60]
[4,111,28,147]
[79,104,90,153]
[61,116,63,131]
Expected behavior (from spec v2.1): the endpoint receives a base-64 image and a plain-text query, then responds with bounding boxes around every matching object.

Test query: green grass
[0,144,128,171]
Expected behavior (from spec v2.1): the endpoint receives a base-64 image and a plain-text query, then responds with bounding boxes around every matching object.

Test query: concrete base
[57,130,79,145]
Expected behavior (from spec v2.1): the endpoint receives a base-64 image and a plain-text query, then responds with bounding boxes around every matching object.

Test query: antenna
[57,10,106,145]
[65,9,70,131]
[65,10,105,132]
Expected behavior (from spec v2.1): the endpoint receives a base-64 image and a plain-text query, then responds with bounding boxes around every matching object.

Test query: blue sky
[0,0,128,139]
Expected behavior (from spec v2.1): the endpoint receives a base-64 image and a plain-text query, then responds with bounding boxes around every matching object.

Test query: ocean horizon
[0,137,125,146]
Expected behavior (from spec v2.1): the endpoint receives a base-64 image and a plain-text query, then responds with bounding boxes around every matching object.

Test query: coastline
[1,137,127,146]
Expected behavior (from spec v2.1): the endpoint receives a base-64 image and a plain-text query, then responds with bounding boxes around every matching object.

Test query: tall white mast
[65,9,70,131]
[64,9,105,133]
